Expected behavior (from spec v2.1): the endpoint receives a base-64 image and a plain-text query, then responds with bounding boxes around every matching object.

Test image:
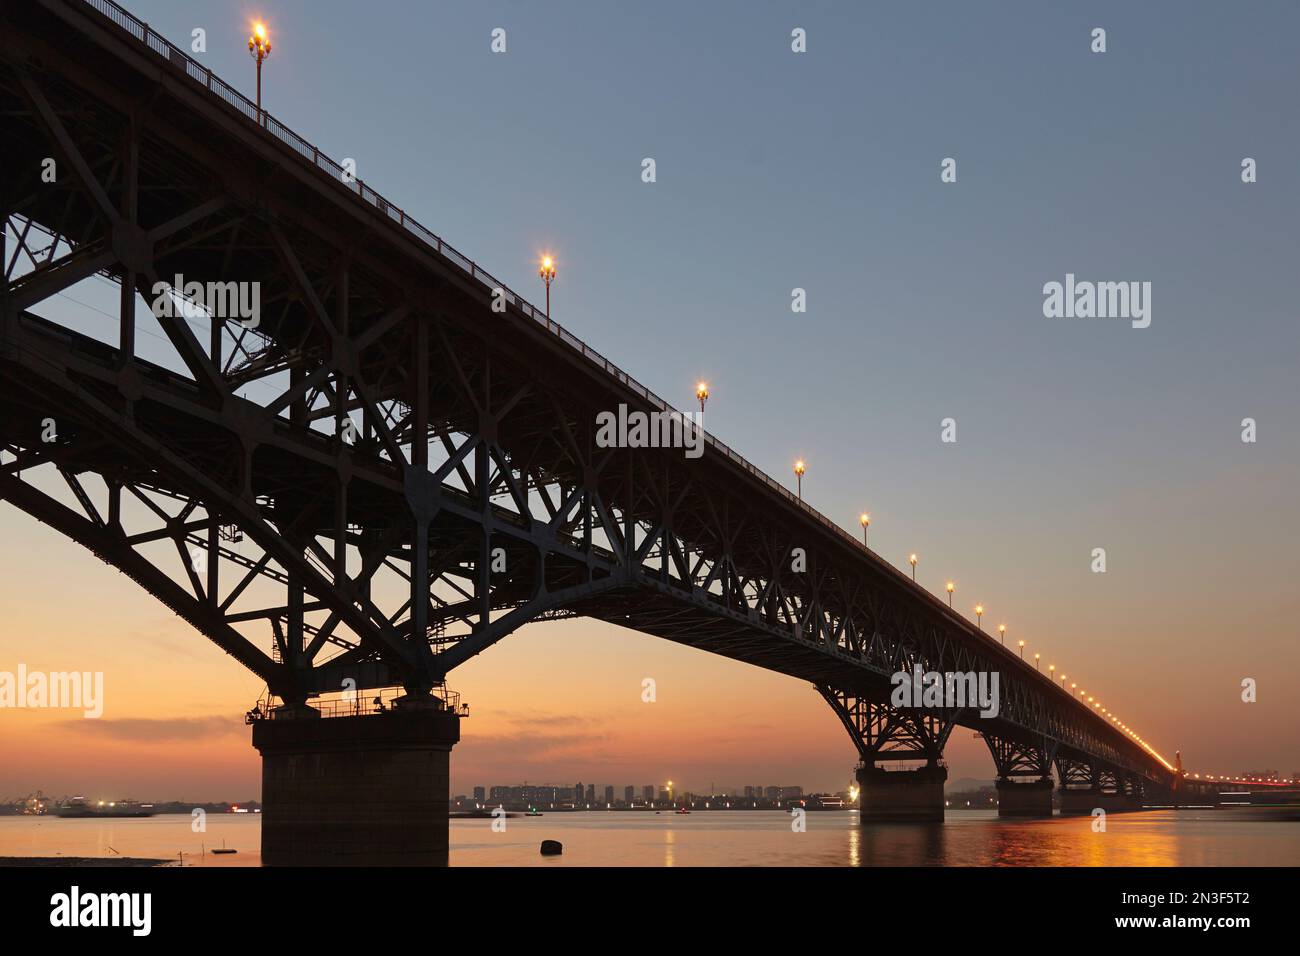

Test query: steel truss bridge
[1,0,1205,804]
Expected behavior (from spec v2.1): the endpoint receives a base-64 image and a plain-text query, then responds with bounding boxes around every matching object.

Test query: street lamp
[794,460,806,499]
[248,21,272,125]
[974,604,983,630]
[909,553,918,581]
[946,581,954,607]
[1034,653,1040,671]
[1017,639,1025,659]
[859,513,870,544]
[696,381,709,415]
[997,623,1006,645]
[539,255,556,316]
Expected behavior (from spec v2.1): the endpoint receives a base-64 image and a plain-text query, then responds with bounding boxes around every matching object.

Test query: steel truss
[0,0,1171,791]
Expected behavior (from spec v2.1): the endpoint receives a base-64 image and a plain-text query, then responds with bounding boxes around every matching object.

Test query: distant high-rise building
[586,783,595,804]
[575,782,583,805]
[472,786,485,803]
[643,785,656,803]
[744,786,754,798]
[624,785,635,805]
[765,786,780,800]
[604,785,615,804]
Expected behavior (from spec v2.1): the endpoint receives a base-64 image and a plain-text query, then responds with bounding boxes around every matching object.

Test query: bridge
[0,0,1283,864]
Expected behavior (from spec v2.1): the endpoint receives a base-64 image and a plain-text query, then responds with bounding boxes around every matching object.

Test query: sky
[3,0,1299,801]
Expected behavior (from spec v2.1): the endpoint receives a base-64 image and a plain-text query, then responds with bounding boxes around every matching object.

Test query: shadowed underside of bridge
[0,0,1177,862]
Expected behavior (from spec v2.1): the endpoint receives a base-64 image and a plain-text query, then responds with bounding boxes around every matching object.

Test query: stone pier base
[995,777,1054,817]
[251,704,460,866]
[857,765,947,822]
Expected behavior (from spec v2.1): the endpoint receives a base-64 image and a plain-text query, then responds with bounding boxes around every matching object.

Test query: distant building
[472,786,485,803]
[604,785,614,805]
[575,782,583,805]
[643,785,655,804]
[765,786,780,800]
[744,786,754,798]
[624,785,635,805]
[586,784,595,804]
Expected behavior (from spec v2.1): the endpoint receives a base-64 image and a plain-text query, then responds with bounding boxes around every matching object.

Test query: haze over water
[3,812,1296,867]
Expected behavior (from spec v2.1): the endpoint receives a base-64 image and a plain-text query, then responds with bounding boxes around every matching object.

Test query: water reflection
[858,820,948,866]
[2,810,1296,867]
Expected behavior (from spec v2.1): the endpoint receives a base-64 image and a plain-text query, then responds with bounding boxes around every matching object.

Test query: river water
[1,809,1296,866]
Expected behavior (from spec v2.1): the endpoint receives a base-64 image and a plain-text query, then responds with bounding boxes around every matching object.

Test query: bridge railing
[72,0,1154,769]
[244,685,462,720]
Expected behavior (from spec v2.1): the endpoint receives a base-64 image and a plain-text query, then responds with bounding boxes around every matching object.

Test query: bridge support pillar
[856,765,947,822]
[995,777,1054,817]
[1058,787,1142,815]
[251,702,460,866]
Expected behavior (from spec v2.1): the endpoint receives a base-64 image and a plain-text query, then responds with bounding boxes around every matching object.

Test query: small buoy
[540,839,563,856]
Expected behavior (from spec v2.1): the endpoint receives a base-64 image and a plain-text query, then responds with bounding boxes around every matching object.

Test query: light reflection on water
[2,809,1297,867]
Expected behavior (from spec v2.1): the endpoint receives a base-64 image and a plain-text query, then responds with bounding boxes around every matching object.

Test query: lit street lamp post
[909,553,918,581]
[1018,640,1025,659]
[975,604,983,630]
[248,22,272,126]
[539,256,556,316]
[794,460,806,500]
[945,581,954,608]
[998,623,1006,645]
[696,381,709,415]
[859,513,870,545]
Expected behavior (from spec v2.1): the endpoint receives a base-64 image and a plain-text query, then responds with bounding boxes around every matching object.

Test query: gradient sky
[3,0,1299,801]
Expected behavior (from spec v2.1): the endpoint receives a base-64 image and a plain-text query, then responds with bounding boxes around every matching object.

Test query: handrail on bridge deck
[245,686,464,722]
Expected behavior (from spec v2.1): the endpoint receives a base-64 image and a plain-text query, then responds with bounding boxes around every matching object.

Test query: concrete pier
[251,702,460,866]
[995,777,1054,817]
[857,765,947,822]
[1058,787,1143,815]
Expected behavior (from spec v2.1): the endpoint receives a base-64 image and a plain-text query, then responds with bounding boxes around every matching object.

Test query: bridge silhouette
[1,0,1285,864]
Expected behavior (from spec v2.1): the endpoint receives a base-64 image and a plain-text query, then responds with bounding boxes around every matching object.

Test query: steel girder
[981,731,1056,781]
[819,689,958,767]
[0,0,1172,789]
